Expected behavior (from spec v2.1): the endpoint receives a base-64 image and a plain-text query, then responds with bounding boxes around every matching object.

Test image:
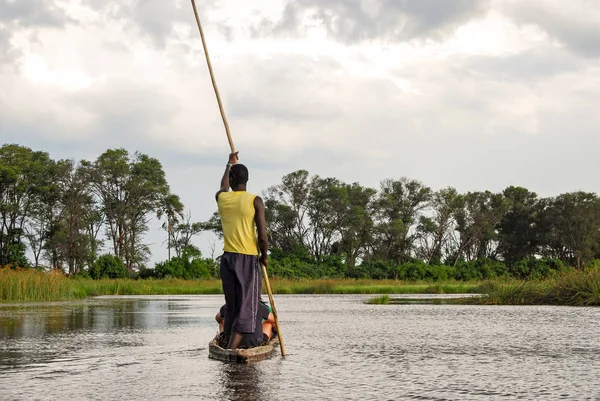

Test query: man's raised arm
[215,152,238,202]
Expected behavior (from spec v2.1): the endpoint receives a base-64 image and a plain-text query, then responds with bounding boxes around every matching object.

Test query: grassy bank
[3,267,598,305]
[0,268,479,302]
[471,268,600,306]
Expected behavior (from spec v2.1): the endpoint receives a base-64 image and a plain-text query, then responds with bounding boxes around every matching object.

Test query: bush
[154,251,217,280]
[90,254,127,280]
[352,260,396,279]
[510,257,564,280]
[455,259,507,281]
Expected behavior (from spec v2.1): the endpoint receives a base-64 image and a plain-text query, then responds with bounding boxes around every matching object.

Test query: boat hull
[208,335,278,363]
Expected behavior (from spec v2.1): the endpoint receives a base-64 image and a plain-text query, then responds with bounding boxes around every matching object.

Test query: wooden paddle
[190,0,286,357]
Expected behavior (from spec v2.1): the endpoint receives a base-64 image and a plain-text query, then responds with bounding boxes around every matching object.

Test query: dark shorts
[220,252,262,334]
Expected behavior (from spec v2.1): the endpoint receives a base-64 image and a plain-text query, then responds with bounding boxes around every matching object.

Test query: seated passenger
[216,300,275,348]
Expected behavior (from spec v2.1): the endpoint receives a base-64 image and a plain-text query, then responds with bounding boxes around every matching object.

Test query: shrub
[510,257,564,280]
[90,254,127,280]
[154,251,217,280]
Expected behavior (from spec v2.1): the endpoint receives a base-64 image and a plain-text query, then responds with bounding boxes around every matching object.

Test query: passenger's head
[229,164,249,187]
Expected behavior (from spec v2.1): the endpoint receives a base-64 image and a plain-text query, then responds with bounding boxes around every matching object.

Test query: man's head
[229,164,249,188]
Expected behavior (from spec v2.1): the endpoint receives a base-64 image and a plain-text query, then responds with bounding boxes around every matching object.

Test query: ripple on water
[1,295,600,400]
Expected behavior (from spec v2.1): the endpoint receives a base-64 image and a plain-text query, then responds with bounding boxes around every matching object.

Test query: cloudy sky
[1,0,599,262]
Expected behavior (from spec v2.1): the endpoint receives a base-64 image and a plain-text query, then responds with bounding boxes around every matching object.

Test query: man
[216,152,268,350]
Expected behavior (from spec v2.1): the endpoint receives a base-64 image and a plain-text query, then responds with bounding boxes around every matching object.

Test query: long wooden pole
[262,265,286,356]
[190,0,285,357]
[190,0,235,153]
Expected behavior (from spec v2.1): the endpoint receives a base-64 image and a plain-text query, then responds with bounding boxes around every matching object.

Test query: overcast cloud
[1,0,599,263]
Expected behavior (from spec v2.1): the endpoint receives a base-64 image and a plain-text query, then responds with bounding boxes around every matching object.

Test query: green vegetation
[471,268,600,306]
[0,267,478,301]
[366,295,390,304]
[2,267,599,306]
[4,143,600,282]
[2,143,600,307]
[0,267,72,302]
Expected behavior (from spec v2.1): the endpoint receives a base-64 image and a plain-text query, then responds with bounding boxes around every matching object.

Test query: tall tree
[415,187,461,265]
[83,149,172,269]
[372,177,432,264]
[306,176,348,259]
[496,186,539,265]
[45,160,99,274]
[263,170,311,252]
[0,144,54,266]
[334,183,377,269]
[449,191,507,264]
[170,212,205,258]
[540,192,600,268]
[157,193,184,260]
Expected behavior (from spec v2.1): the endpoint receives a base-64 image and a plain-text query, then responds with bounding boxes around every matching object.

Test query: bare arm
[215,152,238,202]
[265,312,275,324]
[254,196,268,267]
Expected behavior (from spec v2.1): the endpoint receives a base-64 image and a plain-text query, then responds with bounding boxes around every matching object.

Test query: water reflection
[217,363,264,401]
[1,295,600,400]
[0,298,211,372]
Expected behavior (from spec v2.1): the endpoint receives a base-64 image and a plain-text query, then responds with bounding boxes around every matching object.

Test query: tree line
[251,170,600,278]
[0,144,208,276]
[3,144,600,280]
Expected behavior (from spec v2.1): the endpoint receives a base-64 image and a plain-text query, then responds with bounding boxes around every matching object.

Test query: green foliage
[268,247,346,278]
[5,243,30,268]
[474,268,600,306]
[510,257,564,280]
[366,294,390,304]
[90,254,127,280]
[153,250,217,280]
[0,267,71,301]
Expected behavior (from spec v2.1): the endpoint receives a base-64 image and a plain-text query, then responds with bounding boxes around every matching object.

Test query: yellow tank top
[217,191,259,255]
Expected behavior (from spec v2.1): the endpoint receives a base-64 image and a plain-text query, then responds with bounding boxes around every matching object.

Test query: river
[1,294,599,400]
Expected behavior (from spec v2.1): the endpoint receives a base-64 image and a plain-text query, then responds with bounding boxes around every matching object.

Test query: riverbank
[365,268,600,307]
[0,267,479,302]
[2,267,598,305]
[470,268,600,306]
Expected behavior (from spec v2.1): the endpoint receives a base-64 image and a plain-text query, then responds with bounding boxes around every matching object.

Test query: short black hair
[229,163,249,185]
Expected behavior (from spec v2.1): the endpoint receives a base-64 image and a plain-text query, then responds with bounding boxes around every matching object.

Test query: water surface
[1,295,599,400]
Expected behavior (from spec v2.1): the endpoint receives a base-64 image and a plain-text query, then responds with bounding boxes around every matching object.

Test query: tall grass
[4,267,597,305]
[0,267,73,301]
[366,294,390,304]
[474,268,600,306]
[269,278,479,295]
[1,271,481,302]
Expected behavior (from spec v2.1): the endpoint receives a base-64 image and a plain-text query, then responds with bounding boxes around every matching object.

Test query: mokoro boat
[208,334,278,363]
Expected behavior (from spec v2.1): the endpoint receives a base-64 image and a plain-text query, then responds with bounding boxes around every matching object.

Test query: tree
[449,191,507,264]
[306,176,347,259]
[371,177,432,264]
[263,170,311,252]
[540,192,600,268]
[415,187,461,265]
[83,149,173,270]
[496,186,539,265]
[170,212,205,258]
[0,144,54,267]
[45,160,99,274]
[334,183,377,269]
[157,193,184,260]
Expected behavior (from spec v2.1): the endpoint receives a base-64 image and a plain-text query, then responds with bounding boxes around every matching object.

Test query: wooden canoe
[208,334,278,363]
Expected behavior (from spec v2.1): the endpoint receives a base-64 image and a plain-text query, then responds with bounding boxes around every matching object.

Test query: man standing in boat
[215,152,269,350]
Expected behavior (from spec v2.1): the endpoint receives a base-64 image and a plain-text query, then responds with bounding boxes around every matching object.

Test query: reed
[473,268,600,306]
[0,267,73,301]
[365,294,390,304]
